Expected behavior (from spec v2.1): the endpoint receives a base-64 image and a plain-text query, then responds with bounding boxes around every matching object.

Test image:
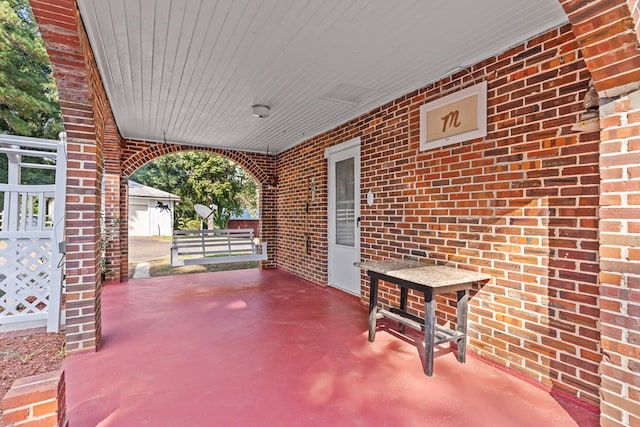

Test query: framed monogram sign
[419,81,487,151]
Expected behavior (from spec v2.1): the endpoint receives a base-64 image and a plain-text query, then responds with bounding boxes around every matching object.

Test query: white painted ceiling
[76,0,568,154]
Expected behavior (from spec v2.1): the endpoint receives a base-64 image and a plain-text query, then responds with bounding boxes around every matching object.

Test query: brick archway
[560,0,640,97]
[121,141,272,185]
[115,139,278,273]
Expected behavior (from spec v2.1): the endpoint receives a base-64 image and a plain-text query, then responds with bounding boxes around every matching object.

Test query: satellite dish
[194,204,213,219]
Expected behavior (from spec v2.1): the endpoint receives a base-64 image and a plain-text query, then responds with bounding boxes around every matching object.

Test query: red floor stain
[64,269,599,426]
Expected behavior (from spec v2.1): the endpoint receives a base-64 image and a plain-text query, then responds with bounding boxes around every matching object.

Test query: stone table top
[355,259,491,289]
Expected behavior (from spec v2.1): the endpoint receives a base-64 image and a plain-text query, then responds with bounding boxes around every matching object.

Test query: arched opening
[125,150,263,277]
[97,140,278,281]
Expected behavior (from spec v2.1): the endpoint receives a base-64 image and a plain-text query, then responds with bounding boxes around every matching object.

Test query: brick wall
[277,145,327,282]
[227,219,260,237]
[2,370,67,427]
[276,24,601,406]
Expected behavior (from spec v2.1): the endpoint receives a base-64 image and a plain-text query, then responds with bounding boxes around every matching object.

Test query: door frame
[324,137,361,294]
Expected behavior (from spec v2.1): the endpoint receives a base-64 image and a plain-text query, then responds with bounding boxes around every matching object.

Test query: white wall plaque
[419,81,487,151]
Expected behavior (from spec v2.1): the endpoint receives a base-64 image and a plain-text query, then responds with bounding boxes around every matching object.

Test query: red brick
[33,399,58,417]
[2,407,29,424]
[3,382,57,409]
[23,414,59,427]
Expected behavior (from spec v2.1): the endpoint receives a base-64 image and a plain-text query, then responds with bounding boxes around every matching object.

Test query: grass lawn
[129,258,259,278]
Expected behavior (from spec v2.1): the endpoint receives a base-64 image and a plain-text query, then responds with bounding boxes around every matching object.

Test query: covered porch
[20,0,640,425]
[66,269,597,426]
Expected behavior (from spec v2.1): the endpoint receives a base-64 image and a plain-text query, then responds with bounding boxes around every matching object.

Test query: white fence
[0,134,66,333]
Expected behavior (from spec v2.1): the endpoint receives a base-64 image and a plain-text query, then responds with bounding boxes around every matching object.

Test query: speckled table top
[355,259,491,288]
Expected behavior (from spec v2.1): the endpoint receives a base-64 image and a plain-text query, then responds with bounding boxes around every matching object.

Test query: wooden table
[356,260,490,376]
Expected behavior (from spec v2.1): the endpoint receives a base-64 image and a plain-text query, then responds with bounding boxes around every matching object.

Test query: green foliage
[0,0,63,139]
[0,153,55,184]
[0,0,62,185]
[131,152,258,229]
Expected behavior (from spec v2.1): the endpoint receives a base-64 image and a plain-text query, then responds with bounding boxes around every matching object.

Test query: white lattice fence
[0,134,66,333]
[0,234,54,323]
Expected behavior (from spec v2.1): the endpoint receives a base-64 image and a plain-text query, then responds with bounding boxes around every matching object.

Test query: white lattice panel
[0,237,53,318]
[0,134,66,332]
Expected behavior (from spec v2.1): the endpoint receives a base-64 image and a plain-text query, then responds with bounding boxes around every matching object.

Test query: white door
[325,138,361,295]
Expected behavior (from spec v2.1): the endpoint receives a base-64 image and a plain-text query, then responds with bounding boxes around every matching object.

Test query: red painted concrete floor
[64,269,599,426]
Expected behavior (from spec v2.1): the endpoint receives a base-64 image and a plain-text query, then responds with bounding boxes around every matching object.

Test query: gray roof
[128,180,179,201]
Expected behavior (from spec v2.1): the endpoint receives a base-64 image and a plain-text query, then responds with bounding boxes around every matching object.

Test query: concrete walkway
[65,269,599,426]
[128,236,172,264]
[131,262,150,279]
[129,236,172,278]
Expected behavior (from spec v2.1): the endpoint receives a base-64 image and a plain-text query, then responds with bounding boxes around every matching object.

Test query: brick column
[120,179,130,280]
[103,120,125,282]
[31,0,111,352]
[598,92,640,427]
[260,184,278,269]
[561,1,640,425]
[257,154,278,269]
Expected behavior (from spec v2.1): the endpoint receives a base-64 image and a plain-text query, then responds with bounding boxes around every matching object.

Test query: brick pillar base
[2,370,68,427]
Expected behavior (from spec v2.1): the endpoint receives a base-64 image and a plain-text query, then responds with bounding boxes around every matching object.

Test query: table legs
[423,291,436,376]
[368,276,379,342]
[366,272,471,376]
[399,286,408,334]
[456,289,469,363]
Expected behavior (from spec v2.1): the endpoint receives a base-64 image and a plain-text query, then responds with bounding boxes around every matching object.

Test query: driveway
[128,236,172,264]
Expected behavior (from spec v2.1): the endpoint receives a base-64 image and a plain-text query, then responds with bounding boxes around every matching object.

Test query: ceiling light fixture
[251,104,270,118]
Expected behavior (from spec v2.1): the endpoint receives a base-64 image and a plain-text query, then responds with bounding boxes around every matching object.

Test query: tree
[131,152,258,229]
[189,154,258,229]
[0,0,62,185]
[0,0,62,139]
